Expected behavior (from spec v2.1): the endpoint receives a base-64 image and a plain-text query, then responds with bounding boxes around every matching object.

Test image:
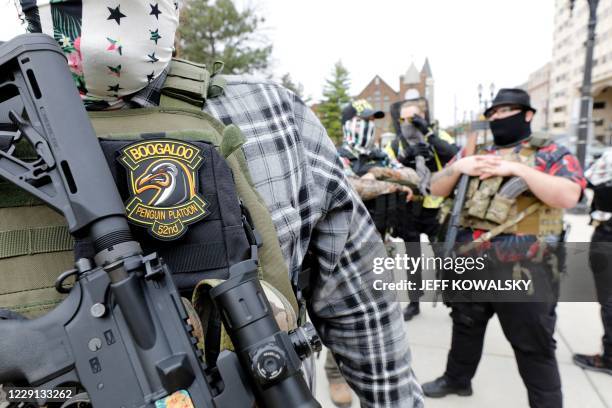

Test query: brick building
[356,59,435,141]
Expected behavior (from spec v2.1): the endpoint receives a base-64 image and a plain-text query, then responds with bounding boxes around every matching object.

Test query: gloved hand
[411,114,430,135]
[414,142,430,157]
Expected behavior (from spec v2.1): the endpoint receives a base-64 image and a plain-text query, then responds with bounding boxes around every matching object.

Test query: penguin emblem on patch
[119,139,209,240]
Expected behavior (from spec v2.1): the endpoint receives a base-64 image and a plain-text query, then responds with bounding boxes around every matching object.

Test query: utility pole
[570,0,600,168]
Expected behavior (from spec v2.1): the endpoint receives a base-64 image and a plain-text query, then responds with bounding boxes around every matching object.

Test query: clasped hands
[453,155,526,180]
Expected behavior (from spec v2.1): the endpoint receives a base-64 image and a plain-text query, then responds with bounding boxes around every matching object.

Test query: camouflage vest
[457,141,564,236]
[0,59,299,324]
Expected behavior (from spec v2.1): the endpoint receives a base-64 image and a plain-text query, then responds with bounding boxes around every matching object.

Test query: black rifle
[442,174,470,259]
[0,34,321,408]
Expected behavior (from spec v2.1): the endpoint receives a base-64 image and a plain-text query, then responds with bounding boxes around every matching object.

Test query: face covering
[400,123,422,145]
[343,117,375,152]
[489,111,532,147]
[19,0,179,108]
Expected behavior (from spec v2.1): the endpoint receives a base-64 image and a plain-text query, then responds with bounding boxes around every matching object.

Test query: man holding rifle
[422,88,585,408]
[0,1,424,407]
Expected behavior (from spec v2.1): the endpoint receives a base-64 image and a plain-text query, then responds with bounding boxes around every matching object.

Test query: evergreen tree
[280,73,310,103]
[318,61,351,145]
[178,0,272,74]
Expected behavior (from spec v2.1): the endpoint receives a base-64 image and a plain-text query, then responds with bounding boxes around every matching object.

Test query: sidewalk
[315,215,612,407]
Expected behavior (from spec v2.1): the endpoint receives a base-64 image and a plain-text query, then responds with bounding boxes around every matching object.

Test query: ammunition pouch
[458,144,564,237]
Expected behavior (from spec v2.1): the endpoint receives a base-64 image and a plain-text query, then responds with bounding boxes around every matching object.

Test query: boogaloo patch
[119,139,209,240]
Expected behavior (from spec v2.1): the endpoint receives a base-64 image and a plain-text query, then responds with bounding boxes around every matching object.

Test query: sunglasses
[485,105,524,119]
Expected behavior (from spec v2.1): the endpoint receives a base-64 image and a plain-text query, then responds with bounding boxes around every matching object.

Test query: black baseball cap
[484,88,537,117]
[341,99,385,124]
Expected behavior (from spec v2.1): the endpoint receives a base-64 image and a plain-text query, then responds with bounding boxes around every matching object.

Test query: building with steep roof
[355,59,435,141]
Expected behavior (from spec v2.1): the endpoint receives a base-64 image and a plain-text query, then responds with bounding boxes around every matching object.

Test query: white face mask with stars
[19,0,180,108]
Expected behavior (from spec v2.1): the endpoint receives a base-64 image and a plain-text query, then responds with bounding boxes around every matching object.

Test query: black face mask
[489,111,532,147]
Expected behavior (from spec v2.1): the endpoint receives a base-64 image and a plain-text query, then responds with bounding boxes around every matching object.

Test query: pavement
[314,214,612,407]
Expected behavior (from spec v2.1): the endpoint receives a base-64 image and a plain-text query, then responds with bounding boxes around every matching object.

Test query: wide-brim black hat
[484,88,536,117]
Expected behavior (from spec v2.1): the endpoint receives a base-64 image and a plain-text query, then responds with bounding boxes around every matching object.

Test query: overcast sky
[0,0,555,127]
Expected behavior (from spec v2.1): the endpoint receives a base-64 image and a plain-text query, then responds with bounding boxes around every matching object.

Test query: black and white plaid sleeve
[202,76,423,407]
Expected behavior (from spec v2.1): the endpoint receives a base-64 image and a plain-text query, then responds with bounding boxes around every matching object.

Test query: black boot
[573,353,612,375]
[422,376,473,398]
[403,302,420,321]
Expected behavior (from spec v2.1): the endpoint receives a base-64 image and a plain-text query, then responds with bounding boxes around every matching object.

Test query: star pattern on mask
[147,71,156,83]
[108,83,123,93]
[107,5,126,25]
[106,37,123,55]
[150,3,162,19]
[150,29,162,44]
[147,52,159,63]
[107,64,122,77]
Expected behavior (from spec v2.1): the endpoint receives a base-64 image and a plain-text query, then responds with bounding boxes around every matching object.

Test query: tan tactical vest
[457,143,564,236]
[0,59,299,322]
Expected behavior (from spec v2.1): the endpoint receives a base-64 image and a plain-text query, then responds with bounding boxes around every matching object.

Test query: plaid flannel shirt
[131,73,424,407]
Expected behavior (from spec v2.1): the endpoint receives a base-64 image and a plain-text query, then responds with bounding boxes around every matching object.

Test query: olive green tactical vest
[0,58,299,318]
[457,141,564,236]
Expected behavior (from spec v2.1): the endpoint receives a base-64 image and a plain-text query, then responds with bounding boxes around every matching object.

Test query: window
[553,122,566,128]
[553,106,566,113]
[594,101,606,109]
[594,119,605,127]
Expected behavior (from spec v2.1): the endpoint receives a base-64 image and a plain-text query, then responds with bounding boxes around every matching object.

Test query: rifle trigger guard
[55,268,79,294]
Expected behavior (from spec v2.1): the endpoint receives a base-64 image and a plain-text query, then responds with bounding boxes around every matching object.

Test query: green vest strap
[208,75,226,99]
[220,125,246,159]
[0,225,73,260]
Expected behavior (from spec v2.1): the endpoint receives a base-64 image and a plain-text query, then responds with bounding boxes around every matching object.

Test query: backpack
[0,59,299,328]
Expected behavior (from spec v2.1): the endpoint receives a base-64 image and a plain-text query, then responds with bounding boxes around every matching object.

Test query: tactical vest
[0,59,299,322]
[457,143,564,236]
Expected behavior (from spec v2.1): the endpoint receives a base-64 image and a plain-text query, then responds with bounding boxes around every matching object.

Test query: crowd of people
[326,89,612,408]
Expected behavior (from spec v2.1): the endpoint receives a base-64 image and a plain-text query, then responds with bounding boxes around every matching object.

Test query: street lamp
[569,0,600,169]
